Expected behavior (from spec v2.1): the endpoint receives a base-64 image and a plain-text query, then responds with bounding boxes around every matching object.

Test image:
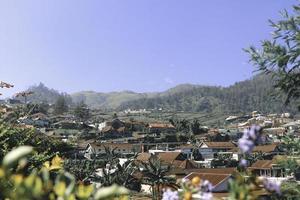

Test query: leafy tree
[139,156,176,200]
[280,181,300,200]
[0,146,129,200]
[64,159,105,182]
[246,4,300,109]
[278,158,300,178]
[23,102,49,115]
[74,101,90,121]
[280,135,300,155]
[0,121,73,170]
[54,96,69,115]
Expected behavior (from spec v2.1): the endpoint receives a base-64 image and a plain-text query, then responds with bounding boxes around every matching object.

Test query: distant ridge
[20,74,299,114]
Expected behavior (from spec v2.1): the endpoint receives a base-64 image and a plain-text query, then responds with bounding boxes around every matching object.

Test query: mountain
[15,83,72,105]
[117,74,300,114]
[20,74,299,114]
[71,91,154,109]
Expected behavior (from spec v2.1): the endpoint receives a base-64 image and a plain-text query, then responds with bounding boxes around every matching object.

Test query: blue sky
[0,0,297,97]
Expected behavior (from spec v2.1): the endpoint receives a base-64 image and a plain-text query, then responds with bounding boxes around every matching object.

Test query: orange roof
[148,123,175,129]
[230,144,279,153]
[185,167,237,175]
[202,142,235,149]
[90,142,140,151]
[136,153,152,162]
[253,144,278,153]
[157,152,182,163]
[184,172,231,187]
[173,160,197,169]
[136,152,184,165]
[249,160,274,170]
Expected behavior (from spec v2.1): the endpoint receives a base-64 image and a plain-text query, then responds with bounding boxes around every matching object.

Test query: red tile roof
[202,142,235,149]
[184,172,231,187]
[249,160,274,170]
[148,123,175,129]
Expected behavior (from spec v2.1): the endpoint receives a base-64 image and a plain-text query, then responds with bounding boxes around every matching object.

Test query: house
[147,122,176,134]
[135,152,196,170]
[53,120,78,129]
[249,156,292,184]
[252,144,282,154]
[263,127,286,138]
[198,142,236,160]
[98,119,131,138]
[85,142,142,159]
[18,112,50,127]
[249,159,285,178]
[230,144,283,161]
[124,120,146,132]
[183,171,233,192]
[283,121,300,132]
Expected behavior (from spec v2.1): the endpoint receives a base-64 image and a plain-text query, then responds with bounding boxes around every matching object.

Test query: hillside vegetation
[15,83,72,105]
[20,75,299,114]
[118,74,299,114]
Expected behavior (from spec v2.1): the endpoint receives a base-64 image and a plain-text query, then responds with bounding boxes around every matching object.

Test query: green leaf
[2,146,33,168]
[94,184,128,200]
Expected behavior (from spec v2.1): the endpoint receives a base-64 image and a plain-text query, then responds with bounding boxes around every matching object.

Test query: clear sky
[0,0,297,97]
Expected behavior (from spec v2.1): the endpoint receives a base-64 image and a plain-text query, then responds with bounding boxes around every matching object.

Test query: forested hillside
[118,74,299,114]
[15,83,72,105]
[19,75,299,114]
[71,90,157,109]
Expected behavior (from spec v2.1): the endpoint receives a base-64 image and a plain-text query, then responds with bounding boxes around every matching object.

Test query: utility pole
[15,91,34,104]
[0,81,14,88]
[0,81,14,104]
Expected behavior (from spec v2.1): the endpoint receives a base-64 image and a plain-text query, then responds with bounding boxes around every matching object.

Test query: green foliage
[0,121,73,170]
[16,83,72,105]
[245,5,300,108]
[64,159,105,182]
[73,101,90,121]
[280,135,300,155]
[280,181,300,200]
[23,103,49,115]
[54,96,69,115]
[139,156,176,200]
[0,146,129,200]
[119,74,298,114]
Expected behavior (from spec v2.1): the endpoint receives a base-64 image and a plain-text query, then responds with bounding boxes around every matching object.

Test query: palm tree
[281,135,300,156]
[114,158,141,191]
[245,151,267,165]
[139,156,176,200]
[277,158,300,178]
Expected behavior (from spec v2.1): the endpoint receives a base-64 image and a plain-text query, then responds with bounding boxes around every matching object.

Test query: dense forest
[14,83,73,105]
[16,74,299,115]
[118,74,300,114]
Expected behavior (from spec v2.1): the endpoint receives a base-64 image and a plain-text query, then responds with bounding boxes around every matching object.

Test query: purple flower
[239,159,249,168]
[199,192,213,200]
[162,188,179,200]
[238,125,261,154]
[194,180,214,200]
[263,180,281,195]
[238,137,255,154]
[201,180,213,192]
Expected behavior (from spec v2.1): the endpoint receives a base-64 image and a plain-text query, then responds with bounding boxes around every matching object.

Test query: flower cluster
[238,125,262,154]
[263,179,281,196]
[162,177,213,200]
[162,189,179,200]
[197,180,213,200]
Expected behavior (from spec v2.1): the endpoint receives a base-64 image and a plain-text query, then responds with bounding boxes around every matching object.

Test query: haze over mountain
[17,74,299,114]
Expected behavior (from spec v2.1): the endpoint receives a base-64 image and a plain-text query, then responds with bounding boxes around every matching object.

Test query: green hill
[15,83,72,105]
[22,75,299,115]
[118,74,299,114]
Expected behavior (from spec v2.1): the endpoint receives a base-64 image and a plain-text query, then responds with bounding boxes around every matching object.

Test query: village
[0,94,299,199]
[1,1,300,199]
